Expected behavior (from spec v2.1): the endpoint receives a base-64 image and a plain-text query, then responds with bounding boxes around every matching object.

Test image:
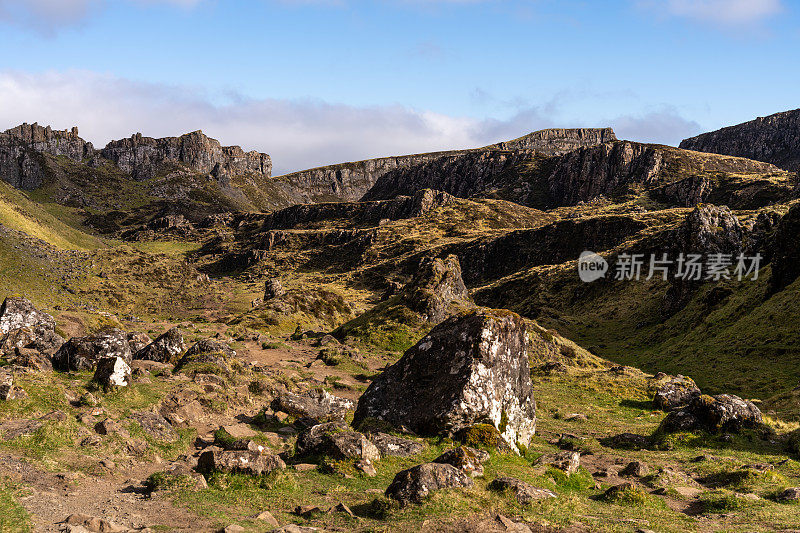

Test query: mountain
[680,108,800,172]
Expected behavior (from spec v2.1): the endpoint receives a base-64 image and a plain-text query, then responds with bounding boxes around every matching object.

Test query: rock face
[295,421,380,462]
[270,389,354,422]
[4,123,94,162]
[400,255,472,323]
[92,356,132,389]
[134,327,185,364]
[385,462,474,505]
[769,203,800,292]
[353,309,536,452]
[659,394,763,434]
[52,329,133,371]
[487,127,617,153]
[680,109,800,171]
[99,130,271,180]
[653,375,702,411]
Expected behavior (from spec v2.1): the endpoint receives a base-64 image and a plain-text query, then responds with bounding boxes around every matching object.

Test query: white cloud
[0,70,701,174]
[641,0,783,25]
[606,107,702,146]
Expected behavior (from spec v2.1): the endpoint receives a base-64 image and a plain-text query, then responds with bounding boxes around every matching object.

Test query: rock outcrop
[400,254,472,324]
[353,309,536,452]
[680,109,800,171]
[769,203,800,292]
[4,123,94,162]
[270,389,354,422]
[487,127,617,154]
[133,327,185,364]
[99,130,271,180]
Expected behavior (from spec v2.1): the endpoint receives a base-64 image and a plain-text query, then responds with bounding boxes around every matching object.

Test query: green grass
[0,480,31,533]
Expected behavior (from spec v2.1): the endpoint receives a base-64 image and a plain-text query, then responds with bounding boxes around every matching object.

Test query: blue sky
[0,0,797,173]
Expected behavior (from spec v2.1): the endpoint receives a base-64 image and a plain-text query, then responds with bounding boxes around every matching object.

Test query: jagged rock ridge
[486,127,617,153]
[680,109,800,172]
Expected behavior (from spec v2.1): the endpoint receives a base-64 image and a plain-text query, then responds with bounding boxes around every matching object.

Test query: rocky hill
[680,108,800,171]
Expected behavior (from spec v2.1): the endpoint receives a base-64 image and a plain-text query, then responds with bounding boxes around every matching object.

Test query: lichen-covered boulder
[92,356,132,389]
[385,462,473,505]
[174,339,235,373]
[433,446,487,477]
[400,255,472,324]
[653,375,701,411]
[368,432,424,458]
[0,297,63,356]
[270,389,354,422]
[52,328,133,371]
[353,309,535,453]
[126,332,152,353]
[659,393,763,434]
[295,421,380,462]
[134,327,185,364]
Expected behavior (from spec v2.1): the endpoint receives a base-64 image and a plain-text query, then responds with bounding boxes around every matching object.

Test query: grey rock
[92,356,132,389]
[367,432,424,458]
[270,388,354,422]
[433,446,486,477]
[385,462,474,505]
[197,449,286,476]
[264,278,284,300]
[295,421,380,462]
[488,476,556,505]
[353,309,535,453]
[653,375,701,411]
[400,254,471,324]
[134,327,185,364]
[659,393,763,434]
[53,329,133,371]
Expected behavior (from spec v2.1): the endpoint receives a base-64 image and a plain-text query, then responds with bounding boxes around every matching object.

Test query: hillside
[2,114,800,531]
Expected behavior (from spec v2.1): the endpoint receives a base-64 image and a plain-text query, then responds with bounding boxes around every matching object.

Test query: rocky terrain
[680,108,800,172]
[0,112,800,532]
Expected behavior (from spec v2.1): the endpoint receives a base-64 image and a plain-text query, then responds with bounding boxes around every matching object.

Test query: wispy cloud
[0,70,702,174]
[639,0,783,25]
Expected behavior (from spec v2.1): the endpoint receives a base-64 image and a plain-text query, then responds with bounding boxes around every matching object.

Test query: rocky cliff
[275,128,617,204]
[99,130,272,180]
[4,123,94,162]
[486,127,617,154]
[0,134,47,190]
[680,109,800,172]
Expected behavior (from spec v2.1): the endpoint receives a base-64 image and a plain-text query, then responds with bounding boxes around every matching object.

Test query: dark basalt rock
[196,449,286,476]
[680,109,800,172]
[488,476,556,505]
[92,356,132,389]
[269,389,354,422]
[658,394,763,434]
[295,421,380,462]
[53,328,133,372]
[385,462,474,505]
[433,446,487,477]
[353,309,536,453]
[134,327,185,364]
[769,203,800,293]
[126,332,152,353]
[400,254,472,324]
[653,375,702,411]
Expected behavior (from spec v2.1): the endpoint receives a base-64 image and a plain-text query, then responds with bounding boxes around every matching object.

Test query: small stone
[355,459,377,477]
[222,525,245,533]
[294,504,324,518]
[779,487,800,501]
[488,476,556,505]
[256,510,279,526]
[536,451,580,475]
[334,502,355,518]
[621,461,649,477]
[100,459,116,470]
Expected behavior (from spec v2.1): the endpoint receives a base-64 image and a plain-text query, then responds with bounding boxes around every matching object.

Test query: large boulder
[385,462,473,505]
[353,309,535,452]
[134,327,185,364]
[52,328,133,371]
[400,255,471,324]
[295,421,380,462]
[653,375,701,411]
[659,393,763,434]
[270,389,354,422]
[174,339,235,373]
[0,297,63,355]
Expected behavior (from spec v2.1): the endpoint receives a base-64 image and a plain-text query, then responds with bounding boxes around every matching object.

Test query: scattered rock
[134,327,185,364]
[400,254,472,324]
[621,461,650,477]
[536,451,580,475]
[653,375,701,411]
[353,309,535,453]
[175,339,236,373]
[53,328,133,371]
[433,446,486,477]
[126,331,152,353]
[264,278,285,300]
[295,421,380,462]
[488,476,556,505]
[366,432,424,458]
[197,449,286,476]
[255,511,279,526]
[354,459,377,477]
[294,505,324,518]
[385,462,474,505]
[63,513,125,533]
[659,394,763,434]
[270,388,354,422]
[0,372,26,401]
[778,487,800,501]
[222,525,245,533]
[92,356,132,389]
[131,411,178,442]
